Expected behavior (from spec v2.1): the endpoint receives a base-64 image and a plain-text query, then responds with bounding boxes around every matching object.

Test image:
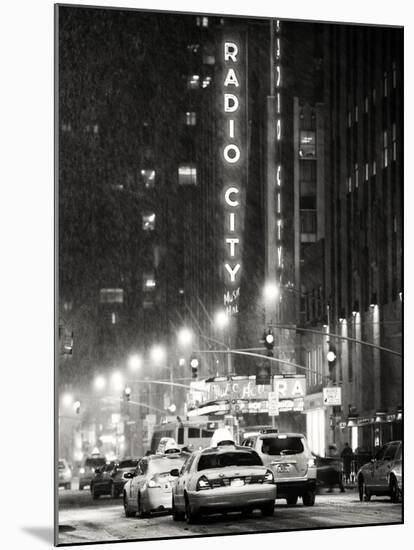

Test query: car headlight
[264,470,274,483]
[147,476,162,488]
[196,475,211,491]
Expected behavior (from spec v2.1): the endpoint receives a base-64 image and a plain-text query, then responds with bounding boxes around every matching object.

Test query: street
[58,487,402,545]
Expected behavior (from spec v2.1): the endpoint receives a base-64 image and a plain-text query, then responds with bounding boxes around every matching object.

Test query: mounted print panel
[55,4,403,546]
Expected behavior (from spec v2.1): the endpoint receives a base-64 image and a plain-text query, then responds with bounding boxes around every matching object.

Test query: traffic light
[264,328,275,356]
[190,356,200,379]
[326,341,337,370]
[124,386,132,401]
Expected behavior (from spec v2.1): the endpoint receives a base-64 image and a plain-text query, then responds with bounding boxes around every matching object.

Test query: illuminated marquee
[220,33,247,314]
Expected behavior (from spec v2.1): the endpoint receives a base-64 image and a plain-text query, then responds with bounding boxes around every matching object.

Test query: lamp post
[214,310,232,375]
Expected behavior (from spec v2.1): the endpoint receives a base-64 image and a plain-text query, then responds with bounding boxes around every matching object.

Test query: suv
[241,429,317,506]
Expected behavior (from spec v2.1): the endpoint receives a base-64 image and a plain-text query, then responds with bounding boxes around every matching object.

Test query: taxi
[171,429,276,523]
[123,443,187,518]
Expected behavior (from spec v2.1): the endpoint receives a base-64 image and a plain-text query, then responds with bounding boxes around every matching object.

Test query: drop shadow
[21,526,54,545]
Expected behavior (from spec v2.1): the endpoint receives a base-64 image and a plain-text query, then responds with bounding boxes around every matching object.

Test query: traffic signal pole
[268,324,402,357]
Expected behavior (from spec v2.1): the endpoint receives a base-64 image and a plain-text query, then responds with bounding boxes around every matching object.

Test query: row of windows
[346,126,397,192]
[187,74,212,90]
[347,64,398,127]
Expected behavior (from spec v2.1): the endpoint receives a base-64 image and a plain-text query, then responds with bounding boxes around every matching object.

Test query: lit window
[111,312,117,325]
[100,289,124,303]
[364,96,369,113]
[202,17,209,27]
[347,111,352,127]
[383,71,388,97]
[85,124,99,134]
[187,74,200,89]
[140,169,155,188]
[142,212,156,231]
[299,131,316,157]
[61,122,72,132]
[392,61,397,88]
[354,106,358,123]
[143,273,156,291]
[365,163,369,181]
[372,161,376,176]
[112,184,124,191]
[187,43,200,53]
[372,88,376,105]
[185,111,197,126]
[63,301,72,312]
[354,163,359,188]
[203,54,215,65]
[178,289,184,295]
[383,130,388,168]
[178,165,197,186]
[347,176,352,193]
[392,123,397,161]
[202,76,212,88]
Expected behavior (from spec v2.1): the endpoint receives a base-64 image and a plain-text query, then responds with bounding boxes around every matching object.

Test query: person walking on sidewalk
[340,442,354,486]
[327,444,345,493]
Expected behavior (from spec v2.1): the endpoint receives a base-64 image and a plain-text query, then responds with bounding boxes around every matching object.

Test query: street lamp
[214,310,229,329]
[263,281,280,302]
[61,392,74,408]
[149,344,167,365]
[177,327,193,347]
[93,375,106,392]
[128,354,142,372]
[111,371,124,393]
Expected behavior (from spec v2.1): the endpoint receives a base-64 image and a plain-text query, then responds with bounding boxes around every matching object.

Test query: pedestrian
[327,444,345,493]
[340,442,354,485]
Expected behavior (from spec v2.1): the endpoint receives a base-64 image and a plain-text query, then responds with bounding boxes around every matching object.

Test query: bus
[149,417,224,454]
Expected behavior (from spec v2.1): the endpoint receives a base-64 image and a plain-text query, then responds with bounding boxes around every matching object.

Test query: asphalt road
[57,487,402,545]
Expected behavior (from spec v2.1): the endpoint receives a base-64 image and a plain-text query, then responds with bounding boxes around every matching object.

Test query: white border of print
[1,1,411,550]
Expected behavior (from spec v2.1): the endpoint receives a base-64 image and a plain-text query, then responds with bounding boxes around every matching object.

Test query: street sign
[268,391,279,416]
[323,387,342,406]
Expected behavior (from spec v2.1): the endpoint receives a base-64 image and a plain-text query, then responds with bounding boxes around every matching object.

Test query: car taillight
[196,476,211,491]
[147,476,161,488]
[264,470,274,483]
[307,458,316,468]
[79,468,85,474]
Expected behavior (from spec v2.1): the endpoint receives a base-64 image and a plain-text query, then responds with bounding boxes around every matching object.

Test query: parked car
[79,455,106,490]
[357,440,402,502]
[241,428,317,506]
[58,458,73,490]
[123,451,187,518]
[171,442,276,523]
[91,458,140,499]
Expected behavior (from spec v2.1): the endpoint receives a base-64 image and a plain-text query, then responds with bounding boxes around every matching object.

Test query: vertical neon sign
[275,20,283,277]
[220,30,247,315]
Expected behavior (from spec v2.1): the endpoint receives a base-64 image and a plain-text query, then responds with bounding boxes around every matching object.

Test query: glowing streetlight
[150,344,167,365]
[263,281,280,302]
[128,354,142,372]
[61,393,74,408]
[111,371,124,393]
[93,375,106,392]
[177,327,193,347]
[214,310,229,330]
